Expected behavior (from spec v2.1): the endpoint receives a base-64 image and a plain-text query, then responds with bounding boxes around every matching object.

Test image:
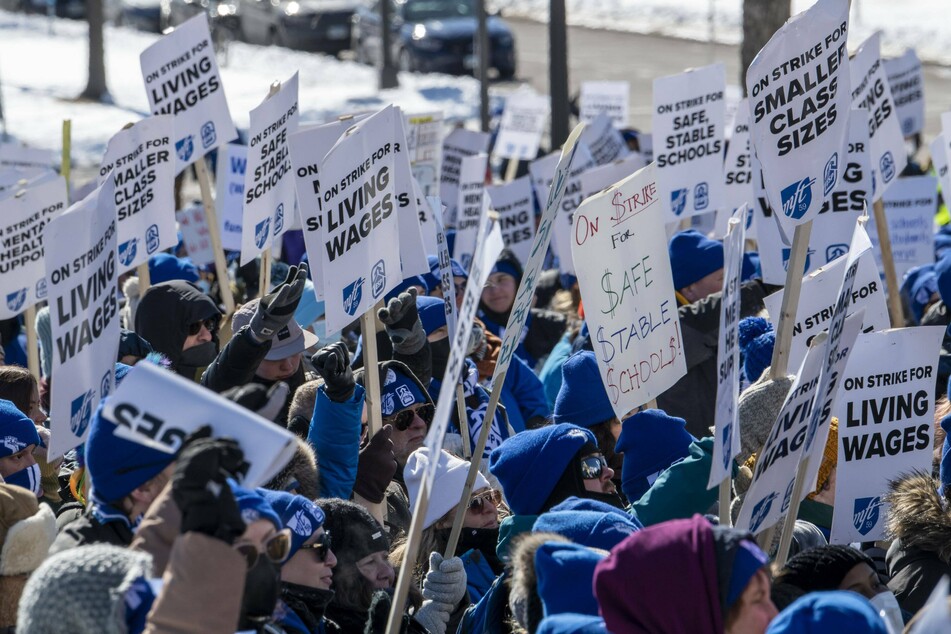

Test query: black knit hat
[316,498,389,567]
[776,545,876,593]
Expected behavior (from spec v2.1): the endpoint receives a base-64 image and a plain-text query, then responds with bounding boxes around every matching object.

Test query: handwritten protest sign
[746,0,850,236]
[215,142,246,251]
[140,13,238,173]
[486,176,535,266]
[572,162,687,415]
[883,49,925,137]
[46,180,119,458]
[578,113,630,166]
[831,326,943,543]
[405,111,443,198]
[580,81,629,128]
[176,204,214,266]
[441,128,490,224]
[579,152,649,201]
[98,115,177,273]
[493,91,549,161]
[653,63,726,221]
[453,153,488,270]
[0,177,68,319]
[868,174,936,280]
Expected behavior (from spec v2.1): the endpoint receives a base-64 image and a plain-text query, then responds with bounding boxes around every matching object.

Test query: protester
[771,546,895,613]
[0,484,56,630]
[0,401,42,497]
[765,592,889,634]
[0,371,59,503]
[613,408,694,503]
[669,230,725,305]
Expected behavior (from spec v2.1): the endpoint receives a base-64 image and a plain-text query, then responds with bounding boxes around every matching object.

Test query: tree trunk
[80,0,109,101]
[740,0,791,94]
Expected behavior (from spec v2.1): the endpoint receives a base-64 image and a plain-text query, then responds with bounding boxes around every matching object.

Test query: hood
[262,436,319,500]
[403,15,510,39]
[884,470,951,563]
[134,280,220,368]
[508,532,571,633]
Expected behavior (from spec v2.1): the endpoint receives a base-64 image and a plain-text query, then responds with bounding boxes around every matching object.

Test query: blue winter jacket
[307,383,364,500]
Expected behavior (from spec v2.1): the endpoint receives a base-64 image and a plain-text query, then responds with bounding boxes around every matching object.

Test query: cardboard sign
[431,208,458,337]
[572,162,687,415]
[417,182,439,255]
[653,63,726,221]
[390,109,429,277]
[440,128,490,223]
[404,111,443,198]
[578,113,630,166]
[851,32,907,201]
[46,180,120,459]
[214,142,247,252]
[103,362,298,488]
[0,177,68,319]
[722,99,755,217]
[580,81,629,128]
[318,106,400,333]
[579,152,649,201]
[452,153,488,270]
[750,149,789,285]
[709,205,747,489]
[932,135,951,201]
[176,204,214,266]
[0,168,55,198]
[883,49,925,137]
[140,13,238,173]
[868,174,936,281]
[486,175,535,266]
[98,116,177,273]
[830,326,943,543]
[240,73,299,265]
[746,0,850,236]
[0,143,53,170]
[493,91,549,161]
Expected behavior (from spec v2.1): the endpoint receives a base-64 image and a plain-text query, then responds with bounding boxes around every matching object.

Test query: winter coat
[478,308,567,371]
[49,508,134,556]
[497,354,549,433]
[307,384,364,500]
[538,334,573,411]
[277,584,341,634]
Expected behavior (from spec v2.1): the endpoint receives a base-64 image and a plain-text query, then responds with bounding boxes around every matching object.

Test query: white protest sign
[391,110,429,277]
[578,113,630,166]
[140,13,238,173]
[867,174,936,281]
[441,128,490,224]
[98,116,177,273]
[931,135,951,202]
[580,81,629,128]
[452,153,488,270]
[579,152,649,201]
[0,143,54,170]
[318,106,400,333]
[176,204,215,266]
[416,181,439,255]
[103,362,298,488]
[709,205,747,489]
[652,63,726,221]
[493,92,549,161]
[215,142,246,252]
[851,32,907,201]
[722,99,755,217]
[883,49,925,137]
[240,73,299,265]
[746,0,850,235]
[486,175,535,266]
[0,168,55,197]
[830,326,943,543]
[46,180,120,459]
[405,111,443,198]
[0,177,68,319]
[763,248,888,372]
[573,162,687,414]
[431,207,457,336]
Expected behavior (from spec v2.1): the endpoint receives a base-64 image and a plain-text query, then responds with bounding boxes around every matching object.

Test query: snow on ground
[0,10,480,168]
[493,0,951,66]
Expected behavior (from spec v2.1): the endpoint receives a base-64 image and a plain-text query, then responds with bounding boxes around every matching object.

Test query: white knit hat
[404,447,490,530]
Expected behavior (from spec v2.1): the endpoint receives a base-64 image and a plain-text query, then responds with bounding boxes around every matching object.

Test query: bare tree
[741,0,791,93]
[80,0,109,101]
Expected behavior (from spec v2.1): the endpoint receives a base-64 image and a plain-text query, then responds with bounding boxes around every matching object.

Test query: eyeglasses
[233,529,292,569]
[187,316,220,336]
[468,489,501,514]
[384,402,435,431]
[580,455,608,480]
[299,530,332,562]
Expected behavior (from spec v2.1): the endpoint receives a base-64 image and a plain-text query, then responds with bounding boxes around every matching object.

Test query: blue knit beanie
[738,316,776,383]
[742,252,760,282]
[615,409,695,502]
[148,253,199,285]
[669,230,724,290]
[259,489,325,558]
[535,541,605,619]
[230,481,282,531]
[726,538,769,608]
[380,367,427,417]
[385,275,430,303]
[489,423,596,516]
[936,253,951,306]
[0,399,39,457]
[902,264,939,323]
[537,614,607,634]
[417,296,448,335]
[552,351,614,427]
[533,509,640,550]
[765,591,888,634]
[492,249,523,282]
[549,496,635,520]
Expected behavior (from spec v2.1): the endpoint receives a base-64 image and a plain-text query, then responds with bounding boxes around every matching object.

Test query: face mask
[869,591,903,634]
[179,340,217,367]
[239,557,282,627]
[430,338,451,379]
[5,463,42,497]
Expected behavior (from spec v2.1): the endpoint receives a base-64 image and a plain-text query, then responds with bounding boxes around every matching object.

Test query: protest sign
[417,182,439,255]
[176,204,214,266]
[572,162,687,415]
[0,168,55,198]
[932,135,951,201]
[653,62,726,221]
[580,81,629,128]
[763,249,888,372]
[830,326,943,543]
[46,180,120,458]
[390,111,429,277]
[431,208,457,335]
[214,142,246,252]
[452,153,488,270]
[578,113,630,166]
[317,106,400,333]
[493,91,549,161]
[0,143,53,171]
[883,49,925,137]
[746,0,850,236]
[240,73,299,265]
[851,32,907,201]
[103,362,298,487]
[486,175,535,266]
[404,111,443,198]
[98,116,177,273]
[867,174,936,281]
[579,152,649,201]
[709,205,747,490]
[722,99,755,217]
[0,177,68,319]
[441,128,490,223]
[140,13,238,173]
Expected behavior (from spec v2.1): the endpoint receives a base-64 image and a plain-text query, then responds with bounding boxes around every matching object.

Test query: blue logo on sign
[343,277,364,316]
[255,218,270,250]
[274,203,284,235]
[853,496,882,536]
[371,259,386,298]
[880,152,896,184]
[781,479,795,514]
[694,182,709,211]
[902,117,914,135]
[780,177,814,219]
[70,389,95,437]
[35,278,47,299]
[201,121,217,149]
[176,136,194,163]
[782,247,813,274]
[5,288,26,312]
[823,152,838,196]
[826,243,849,262]
[721,423,732,471]
[146,224,160,254]
[749,492,777,534]
[100,369,112,399]
[118,239,138,267]
[670,188,688,216]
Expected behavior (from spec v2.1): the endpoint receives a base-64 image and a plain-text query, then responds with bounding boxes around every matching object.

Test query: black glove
[354,424,397,504]
[249,262,308,340]
[379,287,426,354]
[311,342,355,402]
[221,382,290,423]
[171,437,250,544]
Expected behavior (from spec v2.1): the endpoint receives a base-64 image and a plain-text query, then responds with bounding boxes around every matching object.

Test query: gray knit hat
[17,544,153,634]
[737,371,794,464]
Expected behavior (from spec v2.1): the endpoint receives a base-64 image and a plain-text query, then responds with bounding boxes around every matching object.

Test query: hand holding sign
[251,261,308,339]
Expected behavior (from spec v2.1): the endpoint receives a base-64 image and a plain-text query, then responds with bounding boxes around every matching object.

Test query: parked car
[236,0,357,55]
[115,0,162,31]
[352,0,516,78]
[160,0,241,46]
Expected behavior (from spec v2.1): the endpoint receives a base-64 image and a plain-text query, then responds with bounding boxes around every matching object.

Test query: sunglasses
[384,403,435,431]
[580,455,608,480]
[299,530,332,562]
[233,529,292,569]
[187,316,220,337]
[468,489,501,514]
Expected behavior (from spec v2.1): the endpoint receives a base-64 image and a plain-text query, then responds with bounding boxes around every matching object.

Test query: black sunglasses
[299,530,332,562]
[187,316,220,336]
[384,403,435,431]
[580,455,608,480]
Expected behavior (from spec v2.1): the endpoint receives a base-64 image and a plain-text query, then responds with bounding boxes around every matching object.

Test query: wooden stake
[504,156,519,182]
[718,477,732,527]
[769,221,813,379]
[774,455,811,568]
[258,250,271,299]
[361,303,384,436]
[194,159,236,316]
[137,261,151,295]
[25,305,39,380]
[386,478,432,634]
[61,120,71,203]
[872,198,904,327]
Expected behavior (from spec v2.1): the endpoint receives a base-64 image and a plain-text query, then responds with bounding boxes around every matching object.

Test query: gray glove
[422,552,467,606]
[249,262,308,340]
[378,287,426,354]
[413,599,450,634]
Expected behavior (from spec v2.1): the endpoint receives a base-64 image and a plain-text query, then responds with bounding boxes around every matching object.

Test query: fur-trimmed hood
[885,470,951,562]
[263,436,320,500]
[507,532,570,633]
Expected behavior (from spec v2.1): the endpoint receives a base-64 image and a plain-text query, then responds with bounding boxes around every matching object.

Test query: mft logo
[70,389,95,437]
[670,188,688,216]
[255,218,271,250]
[780,177,814,220]
[343,277,364,317]
[118,239,138,267]
[176,135,194,163]
[853,496,882,536]
[6,288,26,313]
